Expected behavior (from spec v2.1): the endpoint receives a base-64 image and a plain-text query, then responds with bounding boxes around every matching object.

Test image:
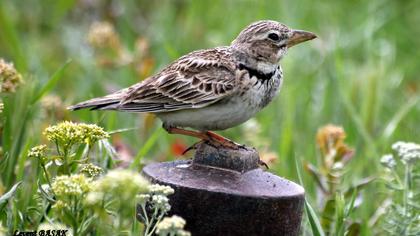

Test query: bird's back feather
[69,47,239,113]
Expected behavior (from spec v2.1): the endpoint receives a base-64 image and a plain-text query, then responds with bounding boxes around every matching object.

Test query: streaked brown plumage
[69,20,316,149]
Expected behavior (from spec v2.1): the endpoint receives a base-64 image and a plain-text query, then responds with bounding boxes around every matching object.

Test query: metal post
[138,143,305,236]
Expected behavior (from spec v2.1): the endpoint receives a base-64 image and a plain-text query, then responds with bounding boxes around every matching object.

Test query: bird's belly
[157,78,282,131]
[157,97,261,131]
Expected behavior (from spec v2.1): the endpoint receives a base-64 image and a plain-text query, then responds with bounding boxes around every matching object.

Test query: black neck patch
[238,63,275,81]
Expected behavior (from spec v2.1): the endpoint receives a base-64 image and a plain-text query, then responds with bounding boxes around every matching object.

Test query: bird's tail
[68,93,123,111]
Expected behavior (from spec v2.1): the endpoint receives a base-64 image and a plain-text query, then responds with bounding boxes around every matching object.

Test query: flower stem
[41,162,54,193]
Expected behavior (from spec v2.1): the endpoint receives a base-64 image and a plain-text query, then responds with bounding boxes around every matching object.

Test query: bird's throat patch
[238,63,275,81]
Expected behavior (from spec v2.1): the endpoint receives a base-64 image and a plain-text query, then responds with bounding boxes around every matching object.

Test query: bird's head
[232,20,317,65]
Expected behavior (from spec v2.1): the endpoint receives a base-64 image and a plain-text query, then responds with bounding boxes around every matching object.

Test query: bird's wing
[117,47,238,112]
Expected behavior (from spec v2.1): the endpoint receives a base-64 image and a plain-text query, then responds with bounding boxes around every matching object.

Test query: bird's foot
[258,159,269,169]
[182,140,204,155]
[204,131,245,150]
[164,126,246,152]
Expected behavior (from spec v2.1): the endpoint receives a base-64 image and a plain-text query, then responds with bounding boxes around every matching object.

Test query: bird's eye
[268,33,280,41]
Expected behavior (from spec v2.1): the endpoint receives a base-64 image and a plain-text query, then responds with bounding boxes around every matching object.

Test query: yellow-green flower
[52,200,68,211]
[44,121,109,147]
[28,145,48,161]
[0,58,23,93]
[80,163,103,178]
[52,174,92,199]
[86,169,148,208]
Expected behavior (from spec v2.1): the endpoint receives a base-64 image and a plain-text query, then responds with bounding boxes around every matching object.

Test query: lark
[69,20,316,149]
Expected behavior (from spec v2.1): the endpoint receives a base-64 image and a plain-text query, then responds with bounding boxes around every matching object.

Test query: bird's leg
[163,126,242,150]
[204,131,244,149]
[164,126,209,139]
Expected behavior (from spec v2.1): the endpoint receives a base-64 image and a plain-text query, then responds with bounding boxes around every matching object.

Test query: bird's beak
[287,30,317,48]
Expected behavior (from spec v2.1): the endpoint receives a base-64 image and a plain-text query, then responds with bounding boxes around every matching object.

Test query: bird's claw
[258,159,269,169]
[182,140,204,155]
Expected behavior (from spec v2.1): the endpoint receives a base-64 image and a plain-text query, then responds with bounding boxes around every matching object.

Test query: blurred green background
[0,0,419,234]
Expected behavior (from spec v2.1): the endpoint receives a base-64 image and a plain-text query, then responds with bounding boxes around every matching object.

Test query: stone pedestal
[138,143,304,236]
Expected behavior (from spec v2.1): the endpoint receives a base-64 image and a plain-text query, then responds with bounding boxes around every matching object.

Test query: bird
[69,20,316,150]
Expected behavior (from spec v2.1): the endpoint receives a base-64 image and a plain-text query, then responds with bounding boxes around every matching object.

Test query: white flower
[152,195,171,212]
[52,174,92,198]
[156,215,190,236]
[88,169,149,206]
[136,194,150,205]
[392,141,420,164]
[380,154,396,169]
[148,184,175,196]
[85,191,104,206]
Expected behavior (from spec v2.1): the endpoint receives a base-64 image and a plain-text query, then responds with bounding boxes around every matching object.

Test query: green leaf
[130,127,162,169]
[108,127,138,135]
[79,215,96,235]
[382,96,419,139]
[345,189,358,217]
[305,200,326,236]
[37,180,55,203]
[344,177,375,198]
[0,4,27,70]
[295,158,326,236]
[334,193,345,236]
[321,199,336,232]
[304,162,328,194]
[0,181,22,210]
[31,59,72,104]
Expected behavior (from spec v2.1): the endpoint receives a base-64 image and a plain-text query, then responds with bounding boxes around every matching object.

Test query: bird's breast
[239,65,283,108]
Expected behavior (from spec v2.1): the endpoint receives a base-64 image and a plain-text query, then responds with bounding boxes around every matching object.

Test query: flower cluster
[87,21,121,50]
[52,174,92,198]
[380,154,397,169]
[86,169,149,205]
[148,184,175,196]
[28,145,48,160]
[380,141,420,234]
[381,141,420,169]
[41,94,66,119]
[156,215,191,236]
[44,121,109,147]
[80,163,103,178]
[51,174,92,212]
[316,124,354,168]
[137,184,176,235]
[41,94,63,111]
[51,200,67,212]
[392,141,420,164]
[0,58,23,93]
[137,184,174,211]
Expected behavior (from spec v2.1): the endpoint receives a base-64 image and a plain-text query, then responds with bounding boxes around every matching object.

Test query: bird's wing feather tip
[67,106,77,111]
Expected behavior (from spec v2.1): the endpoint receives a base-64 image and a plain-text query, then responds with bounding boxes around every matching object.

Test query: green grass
[1,0,419,235]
